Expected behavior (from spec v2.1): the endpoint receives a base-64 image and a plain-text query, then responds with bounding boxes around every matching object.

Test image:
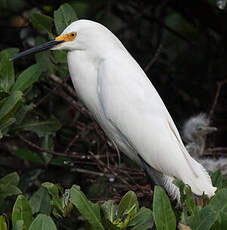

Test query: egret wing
[97,53,215,196]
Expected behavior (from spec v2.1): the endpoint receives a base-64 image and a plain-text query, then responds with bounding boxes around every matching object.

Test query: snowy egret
[183,114,227,174]
[11,20,216,199]
[183,113,217,157]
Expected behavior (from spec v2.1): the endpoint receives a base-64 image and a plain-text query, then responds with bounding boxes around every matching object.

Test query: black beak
[10,40,64,61]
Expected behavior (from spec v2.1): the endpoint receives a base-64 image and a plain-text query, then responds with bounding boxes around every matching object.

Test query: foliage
[0,1,227,230]
[0,171,227,229]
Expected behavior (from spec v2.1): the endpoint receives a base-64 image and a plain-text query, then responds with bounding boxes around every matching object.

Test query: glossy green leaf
[18,117,61,137]
[15,103,35,125]
[31,13,53,35]
[53,50,67,63]
[0,91,23,125]
[0,49,15,91]
[42,182,63,214]
[209,188,227,228]
[13,149,43,163]
[34,37,54,72]
[29,214,57,230]
[0,215,8,230]
[211,170,223,189]
[0,48,19,58]
[0,184,21,198]
[12,220,24,230]
[29,187,51,215]
[101,200,115,222]
[54,3,78,34]
[41,135,53,164]
[11,64,42,93]
[102,219,120,230]
[117,191,139,218]
[188,206,217,230]
[131,221,154,230]
[128,207,153,229]
[153,186,176,230]
[12,195,33,230]
[42,182,59,198]
[70,185,104,230]
[0,171,19,186]
[0,117,16,135]
[184,186,199,217]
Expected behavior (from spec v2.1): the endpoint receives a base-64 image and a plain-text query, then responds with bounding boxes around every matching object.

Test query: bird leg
[137,153,161,189]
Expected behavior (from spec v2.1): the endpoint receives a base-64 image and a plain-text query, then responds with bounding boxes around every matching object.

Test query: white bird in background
[11,20,216,199]
[183,113,227,175]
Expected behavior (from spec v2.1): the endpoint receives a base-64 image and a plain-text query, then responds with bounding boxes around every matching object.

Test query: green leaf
[12,195,33,230]
[15,103,35,125]
[0,215,8,230]
[0,91,23,125]
[102,219,120,230]
[101,200,115,222]
[35,37,54,72]
[0,117,16,134]
[153,186,176,230]
[42,182,59,198]
[11,64,42,93]
[0,184,22,198]
[211,170,223,189]
[0,48,19,58]
[128,207,153,229]
[42,182,63,214]
[13,149,43,164]
[209,188,227,228]
[188,206,217,230]
[41,135,53,164]
[0,49,15,92]
[70,185,105,230]
[53,50,67,63]
[54,3,78,34]
[0,172,20,186]
[29,187,51,215]
[184,186,199,217]
[12,220,24,230]
[117,191,139,218]
[28,214,57,230]
[18,117,61,137]
[31,13,53,35]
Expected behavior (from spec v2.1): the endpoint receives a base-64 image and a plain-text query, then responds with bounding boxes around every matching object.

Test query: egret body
[11,20,216,199]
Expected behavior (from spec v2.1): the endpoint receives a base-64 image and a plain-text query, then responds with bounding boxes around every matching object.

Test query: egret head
[10,20,122,61]
[183,113,217,143]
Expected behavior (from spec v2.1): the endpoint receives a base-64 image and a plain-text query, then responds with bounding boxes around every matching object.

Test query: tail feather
[180,156,216,198]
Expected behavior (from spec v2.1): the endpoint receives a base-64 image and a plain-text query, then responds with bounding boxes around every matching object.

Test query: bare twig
[209,79,227,119]
[64,134,79,154]
[144,43,163,72]
[206,147,227,153]
[72,168,112,177]
[89,151,136,190]
[18,134,69,157]
[49,74,78,99]
[35,84,60,107]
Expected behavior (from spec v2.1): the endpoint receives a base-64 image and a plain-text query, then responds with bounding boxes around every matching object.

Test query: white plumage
[62,20,216,198]
[12,19,217,200]
[183,113,227,175]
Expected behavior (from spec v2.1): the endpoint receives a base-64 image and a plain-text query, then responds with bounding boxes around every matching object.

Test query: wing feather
[97,53,216,197]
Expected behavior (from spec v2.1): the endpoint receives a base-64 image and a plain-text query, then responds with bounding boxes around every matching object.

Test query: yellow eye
[71,32,76,37]
[56,32,77,42]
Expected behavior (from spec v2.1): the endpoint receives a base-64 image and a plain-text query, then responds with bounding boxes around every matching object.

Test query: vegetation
[0,1,226,229]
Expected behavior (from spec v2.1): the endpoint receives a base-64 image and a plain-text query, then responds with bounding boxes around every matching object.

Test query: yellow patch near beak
[56,32,77,42]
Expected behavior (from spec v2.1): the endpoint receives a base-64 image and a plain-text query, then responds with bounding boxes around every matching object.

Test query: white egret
[11,20,216,199]
[183,114,227,174]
